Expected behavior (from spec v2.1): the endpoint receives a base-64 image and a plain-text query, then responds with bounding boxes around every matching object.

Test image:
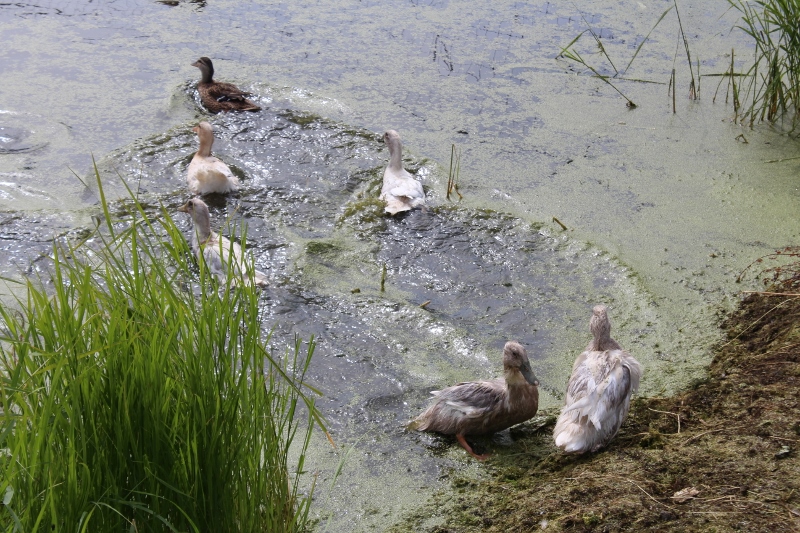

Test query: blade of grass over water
[0,166,324,531]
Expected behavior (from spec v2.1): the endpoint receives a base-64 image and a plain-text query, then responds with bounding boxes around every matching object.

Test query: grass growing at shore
[728,0,800,129]
[0,173,322,531]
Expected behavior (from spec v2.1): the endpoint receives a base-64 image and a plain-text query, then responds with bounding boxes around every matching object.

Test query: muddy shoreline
[390,282,800,532]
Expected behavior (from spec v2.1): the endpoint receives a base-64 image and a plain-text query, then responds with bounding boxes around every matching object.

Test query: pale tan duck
[187,122,239,195]
[553,305,642,454]
[410,341,539,460]
[380,130,425,215]
[192,57,261,114]
[178,198,267,288]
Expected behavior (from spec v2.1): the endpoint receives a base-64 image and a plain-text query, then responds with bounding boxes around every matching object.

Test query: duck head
[383,129,403,171]
[502,341,539,387]
[178,197,212,241]
[192,57,214,83]
[589,304,612,345]
[192,121,215,156]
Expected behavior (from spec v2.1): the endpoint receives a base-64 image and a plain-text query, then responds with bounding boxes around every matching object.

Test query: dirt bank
[393,281,800,532]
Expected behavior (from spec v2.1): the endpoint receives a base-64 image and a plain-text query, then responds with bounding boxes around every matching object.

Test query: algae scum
[4,103,689,531]
[2,0,800,530]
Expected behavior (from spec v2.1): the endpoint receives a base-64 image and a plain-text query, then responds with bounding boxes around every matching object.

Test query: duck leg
[456,434,490,461]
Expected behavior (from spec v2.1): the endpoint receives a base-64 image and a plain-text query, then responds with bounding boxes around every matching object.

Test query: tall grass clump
[729,0,800,129]
[0,171,322,531]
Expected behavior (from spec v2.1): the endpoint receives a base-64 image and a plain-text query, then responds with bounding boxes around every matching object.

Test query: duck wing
[188,156,239,194]
[388,178,424,201]
[434,379,506,420]
[562,350,638,430]
[205,81,253,101]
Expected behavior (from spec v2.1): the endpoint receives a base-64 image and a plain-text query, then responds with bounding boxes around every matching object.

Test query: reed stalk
[728,0,800,129]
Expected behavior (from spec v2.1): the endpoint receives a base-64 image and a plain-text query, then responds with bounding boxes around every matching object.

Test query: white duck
[178,198,267,288]
[380,130,425,215]
[187,121,239,195]
[553,305,642,454]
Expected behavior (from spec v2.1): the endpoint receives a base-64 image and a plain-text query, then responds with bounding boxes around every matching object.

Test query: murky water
[2,0,799,530]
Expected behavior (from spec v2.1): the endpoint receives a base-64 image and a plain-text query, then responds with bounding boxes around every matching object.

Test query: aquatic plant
[728,0,800,129]
[446,144,463,202]
[557,1,700,110]
[0,169,323,531]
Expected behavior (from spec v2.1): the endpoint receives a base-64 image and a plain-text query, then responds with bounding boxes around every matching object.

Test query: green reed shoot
[0,168,324,531]
[446,144,463,201]
[728,0,800,130]
[557,2,703,108]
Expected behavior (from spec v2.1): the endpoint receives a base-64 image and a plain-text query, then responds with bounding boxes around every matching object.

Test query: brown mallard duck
[553,305,642,454]
[380,130,425,215]
[409,341,539,460]
[191,57,261,114]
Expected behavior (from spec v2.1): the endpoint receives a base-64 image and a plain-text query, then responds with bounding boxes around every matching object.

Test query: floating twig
[380,263,387,292]
[552,217,568,231]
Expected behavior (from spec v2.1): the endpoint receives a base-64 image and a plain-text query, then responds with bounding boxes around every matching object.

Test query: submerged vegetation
[0,173,322,531]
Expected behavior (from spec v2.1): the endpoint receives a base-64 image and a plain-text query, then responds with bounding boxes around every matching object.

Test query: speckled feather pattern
[192,57,261,114]
[554,305,642,454]
[411,341,539,437]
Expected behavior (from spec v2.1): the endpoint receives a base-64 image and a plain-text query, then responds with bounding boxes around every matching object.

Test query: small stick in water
[552,217,568,231]
[420,300,431,309]
[380,263,387,292]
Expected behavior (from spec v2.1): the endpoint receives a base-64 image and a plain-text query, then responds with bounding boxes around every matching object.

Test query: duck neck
[193,213,212,244]
[199,65,213,84]
[504,368,536,410]
[388,141,403,172]
[196,131,213,157]
[194,220,211,244]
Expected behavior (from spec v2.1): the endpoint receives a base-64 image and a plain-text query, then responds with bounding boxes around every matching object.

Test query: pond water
[1,0,799,530]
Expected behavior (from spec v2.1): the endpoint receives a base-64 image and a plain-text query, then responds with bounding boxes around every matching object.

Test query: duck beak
[177,202,190,213]
[191,60,200,68]
[519,361,539,387]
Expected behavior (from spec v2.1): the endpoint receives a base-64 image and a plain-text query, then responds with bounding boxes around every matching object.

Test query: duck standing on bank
[553,305,642,454]
[380,130,425,215]
[192,57,261,113]
[187,122,239,195]
[409,341,539,460]
[178,198,268,288]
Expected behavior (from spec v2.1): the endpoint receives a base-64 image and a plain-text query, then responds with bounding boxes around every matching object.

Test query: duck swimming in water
[187,122,239,195]
[192,57,261,114]
[380,130,425,215]
[409,341,539,460]
[178,198,268,288]
[553,305,642,454]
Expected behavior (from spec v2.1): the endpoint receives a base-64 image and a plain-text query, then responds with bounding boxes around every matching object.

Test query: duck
[409,341,539,460]
[191,57,261,113]
[553,305,643,454]
[178,198,268,288]
[380,130,425,215]
[186,121,239,195]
